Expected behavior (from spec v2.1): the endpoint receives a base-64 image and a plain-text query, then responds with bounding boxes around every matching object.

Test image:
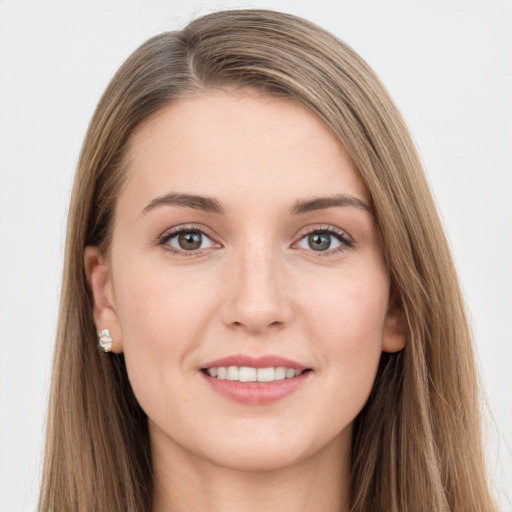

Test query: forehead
[120,90,367,216]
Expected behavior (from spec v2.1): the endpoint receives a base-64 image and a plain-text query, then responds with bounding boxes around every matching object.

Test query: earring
[98,329,113,352]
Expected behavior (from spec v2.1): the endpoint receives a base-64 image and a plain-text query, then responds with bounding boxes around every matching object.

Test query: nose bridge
[222,237,291,333]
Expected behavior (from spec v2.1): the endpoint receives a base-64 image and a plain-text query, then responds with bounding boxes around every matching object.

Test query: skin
[85,90,405,512]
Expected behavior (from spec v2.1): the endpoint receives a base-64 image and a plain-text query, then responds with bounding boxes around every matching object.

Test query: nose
[220,245,293,335]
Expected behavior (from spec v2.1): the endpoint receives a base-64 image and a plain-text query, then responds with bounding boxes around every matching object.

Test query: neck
[151,429,351,512]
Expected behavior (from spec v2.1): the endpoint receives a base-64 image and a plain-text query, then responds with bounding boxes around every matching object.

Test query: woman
[38,9,497,511]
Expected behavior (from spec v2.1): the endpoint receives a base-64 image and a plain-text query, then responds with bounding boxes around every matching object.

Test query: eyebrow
[289,194,371,215]
[141,193,225,216]
[140,192,371,217]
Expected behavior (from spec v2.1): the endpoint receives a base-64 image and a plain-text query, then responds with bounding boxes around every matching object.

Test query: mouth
[202,366,309,382]
[200,354,312,405]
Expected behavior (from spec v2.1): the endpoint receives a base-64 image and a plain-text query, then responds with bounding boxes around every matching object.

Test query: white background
[0,1,510,510]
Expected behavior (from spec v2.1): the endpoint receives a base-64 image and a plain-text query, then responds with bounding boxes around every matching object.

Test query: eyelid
[292,225,354,256]
[157,224,222,256]
[156,223,353,258]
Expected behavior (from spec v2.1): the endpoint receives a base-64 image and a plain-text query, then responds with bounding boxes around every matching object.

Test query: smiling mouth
[201,357,313,404]
[202,366,311,383]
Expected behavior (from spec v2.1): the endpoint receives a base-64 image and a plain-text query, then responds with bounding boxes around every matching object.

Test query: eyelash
[157,225,354,257]
[297,226,354,257]
[158,226,215,257]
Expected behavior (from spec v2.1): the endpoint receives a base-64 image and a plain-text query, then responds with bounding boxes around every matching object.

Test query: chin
[194,426,347,474]
[204,442,310,473]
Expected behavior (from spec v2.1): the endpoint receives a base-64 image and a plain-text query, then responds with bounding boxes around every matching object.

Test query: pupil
[309,233,330,251]
[179,232,202,250]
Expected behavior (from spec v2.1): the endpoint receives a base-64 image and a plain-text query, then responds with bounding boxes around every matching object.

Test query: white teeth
[239,367,257,382]
[226,366,238,380]
[274,367,286,381]
[206,366,305,382]
[257,367,275,382]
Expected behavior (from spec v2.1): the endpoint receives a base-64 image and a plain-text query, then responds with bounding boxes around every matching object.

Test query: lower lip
[201,371,311,405]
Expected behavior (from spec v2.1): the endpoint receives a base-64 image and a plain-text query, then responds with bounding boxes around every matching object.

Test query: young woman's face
[88,90,404,472]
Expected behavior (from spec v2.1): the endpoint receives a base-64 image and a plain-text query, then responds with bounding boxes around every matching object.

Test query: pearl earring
[98,329,113,352]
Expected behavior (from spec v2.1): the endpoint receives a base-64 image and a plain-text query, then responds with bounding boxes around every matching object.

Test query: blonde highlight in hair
[39,9,496,511]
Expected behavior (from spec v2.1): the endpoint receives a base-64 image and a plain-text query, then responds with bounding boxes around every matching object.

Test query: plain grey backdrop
[1,0,511,510]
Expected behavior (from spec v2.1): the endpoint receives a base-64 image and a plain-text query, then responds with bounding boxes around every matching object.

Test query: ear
[381,300,406,353]
[84,246,123,353]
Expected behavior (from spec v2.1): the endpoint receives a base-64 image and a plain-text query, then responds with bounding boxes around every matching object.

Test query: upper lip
[202,354,309,370]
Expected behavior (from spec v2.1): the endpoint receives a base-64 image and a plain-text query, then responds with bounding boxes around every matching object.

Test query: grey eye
[297,231,343,252]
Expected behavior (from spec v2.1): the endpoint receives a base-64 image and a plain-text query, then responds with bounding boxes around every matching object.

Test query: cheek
[110,260,218,409]
[113,259,215,351]
[305,267,388,345]
[302,268,388,401]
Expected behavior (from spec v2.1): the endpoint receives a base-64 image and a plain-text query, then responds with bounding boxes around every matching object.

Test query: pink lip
[202,354,308,370]
[200,353,312,405]
[202,372,311,405]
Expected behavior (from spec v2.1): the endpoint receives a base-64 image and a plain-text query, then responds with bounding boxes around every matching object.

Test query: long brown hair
[39,9,496,511]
